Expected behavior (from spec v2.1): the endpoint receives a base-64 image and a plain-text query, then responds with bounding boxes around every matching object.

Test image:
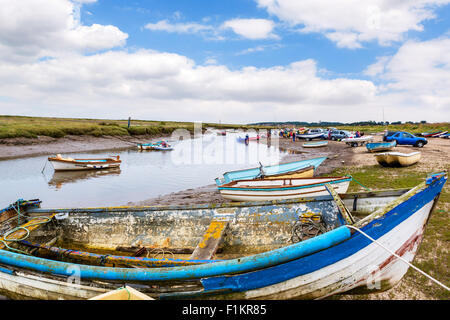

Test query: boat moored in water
[0,172,446,300]
[47,154,121,171]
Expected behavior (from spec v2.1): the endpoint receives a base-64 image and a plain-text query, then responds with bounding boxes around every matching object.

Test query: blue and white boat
[0,172,446,300]
[215,157,327,186]
[217,176,352,201]
[366,140,397,153]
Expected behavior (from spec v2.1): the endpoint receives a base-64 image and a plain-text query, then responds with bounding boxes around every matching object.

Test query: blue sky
[0,0,449,123]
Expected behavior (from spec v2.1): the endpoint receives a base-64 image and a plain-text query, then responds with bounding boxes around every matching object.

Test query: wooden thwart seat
[189,216,231,260]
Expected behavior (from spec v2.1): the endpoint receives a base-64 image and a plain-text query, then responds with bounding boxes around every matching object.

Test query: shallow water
[0,131,288,208]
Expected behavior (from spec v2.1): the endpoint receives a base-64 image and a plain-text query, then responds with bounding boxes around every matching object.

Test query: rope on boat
[346,225,449,292]
[347,175,371,191]
[0,201,52,255]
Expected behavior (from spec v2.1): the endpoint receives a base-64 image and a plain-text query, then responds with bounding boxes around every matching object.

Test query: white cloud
[256,0,450,48]
[144,20,214,34]
[222,19,278,40]
[0,0,128,63]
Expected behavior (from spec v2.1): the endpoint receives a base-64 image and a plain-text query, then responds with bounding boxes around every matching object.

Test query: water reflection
[48,168,122,189]
[0,131,288,208]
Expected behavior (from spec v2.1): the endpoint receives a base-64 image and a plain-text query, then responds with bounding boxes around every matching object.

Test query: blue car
[385,131,427,148]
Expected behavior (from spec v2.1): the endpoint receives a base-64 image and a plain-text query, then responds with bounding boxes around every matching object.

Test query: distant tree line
[248,120,428,127]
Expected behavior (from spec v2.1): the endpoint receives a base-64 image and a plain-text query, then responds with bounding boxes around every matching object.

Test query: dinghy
[374,152,421,167]
[215,157,327,186]
[295,133,324,140]
[137,141,173,150]
[302,141,328,148]
[342,136,374,147]
[217,176,351,201]
[0,172,446,300]
[47,154,121,171]
[366,140,396,153]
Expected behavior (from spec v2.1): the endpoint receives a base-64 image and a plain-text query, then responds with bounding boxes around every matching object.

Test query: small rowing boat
[137,141,173,151]
[366,140,396,153]
[0,173,445,300]
[48,154,121,171]
[217,176,351,201]
[374,152,421,167]
[295,133,324,141]
[342,136,374,147]
[303,141,328,148]
[215,157,327,186]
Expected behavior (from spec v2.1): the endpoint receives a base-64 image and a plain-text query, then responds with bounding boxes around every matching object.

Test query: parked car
[330,130,352,141]
[385,131,427,147]
[382,130,398,141]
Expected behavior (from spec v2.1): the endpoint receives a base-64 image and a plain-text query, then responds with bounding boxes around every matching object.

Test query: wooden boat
[0,172,446,300]
[217,176,351,201]
[48,154,121,171]
[89,286,154,300]
[374,152,421,167]
[366,140,396,153]
[342,136,374,147]
[137,141,173,150]
[421,131,443,138]
[295,133,324,140]
[215,157,327,186]
[302,141,328,148]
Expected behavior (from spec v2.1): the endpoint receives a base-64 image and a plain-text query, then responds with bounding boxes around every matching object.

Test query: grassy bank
[328,164,449,300]
[333,123,449,136]
[0,115,273,139]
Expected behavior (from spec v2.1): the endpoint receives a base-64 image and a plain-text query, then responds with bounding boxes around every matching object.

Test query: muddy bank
[0,134,171,160]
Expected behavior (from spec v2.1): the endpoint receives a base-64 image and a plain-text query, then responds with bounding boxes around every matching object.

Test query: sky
[0,0,449,124]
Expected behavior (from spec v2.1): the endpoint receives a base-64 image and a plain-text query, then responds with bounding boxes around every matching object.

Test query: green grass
[335,122,450,136]
[0,115,276,139]
[327,164,449,300]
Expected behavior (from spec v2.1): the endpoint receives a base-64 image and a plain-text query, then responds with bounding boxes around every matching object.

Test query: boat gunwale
[218,176,351,190]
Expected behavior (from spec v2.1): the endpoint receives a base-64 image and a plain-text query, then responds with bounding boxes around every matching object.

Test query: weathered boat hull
[342,136,374,147]
[0,173,446,300]
[218,177,351,201]
[366,141,396,153]
[375,152,421,167]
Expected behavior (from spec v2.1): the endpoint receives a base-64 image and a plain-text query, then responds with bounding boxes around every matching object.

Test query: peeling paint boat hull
[0,173,446,300]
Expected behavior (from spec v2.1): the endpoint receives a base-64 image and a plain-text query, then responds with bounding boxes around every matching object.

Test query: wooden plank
[0,214,56,250]
[324,184,355,225]
[189,217,230,260]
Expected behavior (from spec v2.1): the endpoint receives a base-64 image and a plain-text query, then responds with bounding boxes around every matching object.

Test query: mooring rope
[347,175,371,191]
[346,225,449,291]
[0,201,52,255]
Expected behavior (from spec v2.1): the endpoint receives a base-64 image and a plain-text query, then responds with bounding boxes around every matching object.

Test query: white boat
[48,154,121,171]
[218,176,351,201]
[342,136,374,147]
[375,152,421,167]
[303,141,328,148]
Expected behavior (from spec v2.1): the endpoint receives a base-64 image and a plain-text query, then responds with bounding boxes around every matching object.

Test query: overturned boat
[215,157,327,186]
[375,152,421,167]
[0,172,445,300]
[47,154,121,171]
